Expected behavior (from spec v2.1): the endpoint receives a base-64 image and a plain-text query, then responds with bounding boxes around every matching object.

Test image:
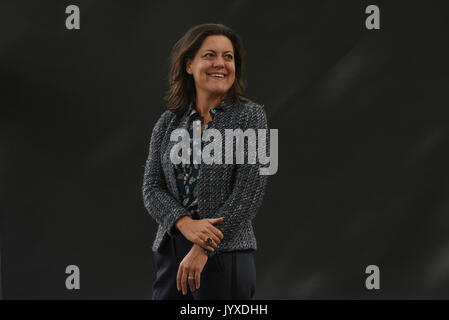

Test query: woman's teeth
[209,73,225,78]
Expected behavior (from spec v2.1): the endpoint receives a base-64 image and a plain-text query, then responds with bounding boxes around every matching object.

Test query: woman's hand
[177,244,208,295]
[175,216,224,251]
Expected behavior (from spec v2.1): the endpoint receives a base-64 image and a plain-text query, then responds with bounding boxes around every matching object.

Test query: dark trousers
[152,233,256,300]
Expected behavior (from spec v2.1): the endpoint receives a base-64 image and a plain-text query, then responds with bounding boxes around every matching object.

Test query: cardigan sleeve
[142,111,192,236]
[207,103,270,257]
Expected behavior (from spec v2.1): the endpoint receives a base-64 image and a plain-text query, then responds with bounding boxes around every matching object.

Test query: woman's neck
[194,91,227,117]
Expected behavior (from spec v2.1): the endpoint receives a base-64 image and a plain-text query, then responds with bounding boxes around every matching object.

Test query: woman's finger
[202,233,218,248]
[203,230,218,244]
[176,265,182,292]
[181,269,188,295]
[208,224,224,240]
[194,233,213,251]
[202,244,215,252]
[195,272,201,290]
[207,217,224,225]
[199,234,216,251]
[205,230,220,247]
[188,272,196,292]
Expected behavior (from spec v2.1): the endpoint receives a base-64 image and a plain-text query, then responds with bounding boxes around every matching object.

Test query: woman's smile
[208,73,226,80]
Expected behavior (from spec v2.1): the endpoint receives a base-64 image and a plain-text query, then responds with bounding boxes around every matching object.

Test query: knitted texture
[142,99,269,257]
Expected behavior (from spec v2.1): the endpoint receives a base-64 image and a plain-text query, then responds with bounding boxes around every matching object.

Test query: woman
[142,23,269,300]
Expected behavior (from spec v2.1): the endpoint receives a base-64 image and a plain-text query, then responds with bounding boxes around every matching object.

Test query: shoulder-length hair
[164,23,247,116]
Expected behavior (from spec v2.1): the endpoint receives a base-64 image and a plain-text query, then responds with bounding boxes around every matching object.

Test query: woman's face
[186,35,236,99]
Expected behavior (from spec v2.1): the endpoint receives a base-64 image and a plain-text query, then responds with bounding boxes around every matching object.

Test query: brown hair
[164,23,247,116]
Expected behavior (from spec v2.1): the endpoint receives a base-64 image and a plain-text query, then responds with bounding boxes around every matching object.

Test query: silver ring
[188,276,195,281]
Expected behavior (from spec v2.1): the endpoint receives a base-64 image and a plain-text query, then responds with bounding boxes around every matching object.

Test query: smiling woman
[165,24,246,118]
[143,23,270,300]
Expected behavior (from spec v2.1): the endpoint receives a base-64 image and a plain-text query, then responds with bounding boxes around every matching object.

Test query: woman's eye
[225,55,233,60]
[205,53,214,57]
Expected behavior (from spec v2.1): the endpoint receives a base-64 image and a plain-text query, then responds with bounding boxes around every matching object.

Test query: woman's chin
[205,86,231,96]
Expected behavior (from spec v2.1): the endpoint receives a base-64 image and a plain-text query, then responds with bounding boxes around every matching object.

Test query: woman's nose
[212,57,225,68]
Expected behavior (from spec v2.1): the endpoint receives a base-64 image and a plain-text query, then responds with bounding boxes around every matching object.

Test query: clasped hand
[175,216,224,251]
[175,216,224,295]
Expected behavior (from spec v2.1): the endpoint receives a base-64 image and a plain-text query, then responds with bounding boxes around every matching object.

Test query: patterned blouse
[174,104,221,218]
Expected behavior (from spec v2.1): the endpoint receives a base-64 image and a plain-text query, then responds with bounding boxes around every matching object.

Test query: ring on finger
[205,237,213,246]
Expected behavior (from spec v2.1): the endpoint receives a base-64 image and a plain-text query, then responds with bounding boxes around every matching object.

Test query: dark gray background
[1,0,448,299]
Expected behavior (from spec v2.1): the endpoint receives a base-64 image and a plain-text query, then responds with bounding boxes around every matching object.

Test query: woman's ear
[186,58,192,75]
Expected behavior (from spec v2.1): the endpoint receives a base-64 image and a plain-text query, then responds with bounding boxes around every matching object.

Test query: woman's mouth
[208,73,226,79]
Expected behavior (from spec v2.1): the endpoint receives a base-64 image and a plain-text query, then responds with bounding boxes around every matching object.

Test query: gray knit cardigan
[142,98,269,256]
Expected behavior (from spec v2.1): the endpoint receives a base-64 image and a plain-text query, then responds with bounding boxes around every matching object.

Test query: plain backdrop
[1,0,449,299]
